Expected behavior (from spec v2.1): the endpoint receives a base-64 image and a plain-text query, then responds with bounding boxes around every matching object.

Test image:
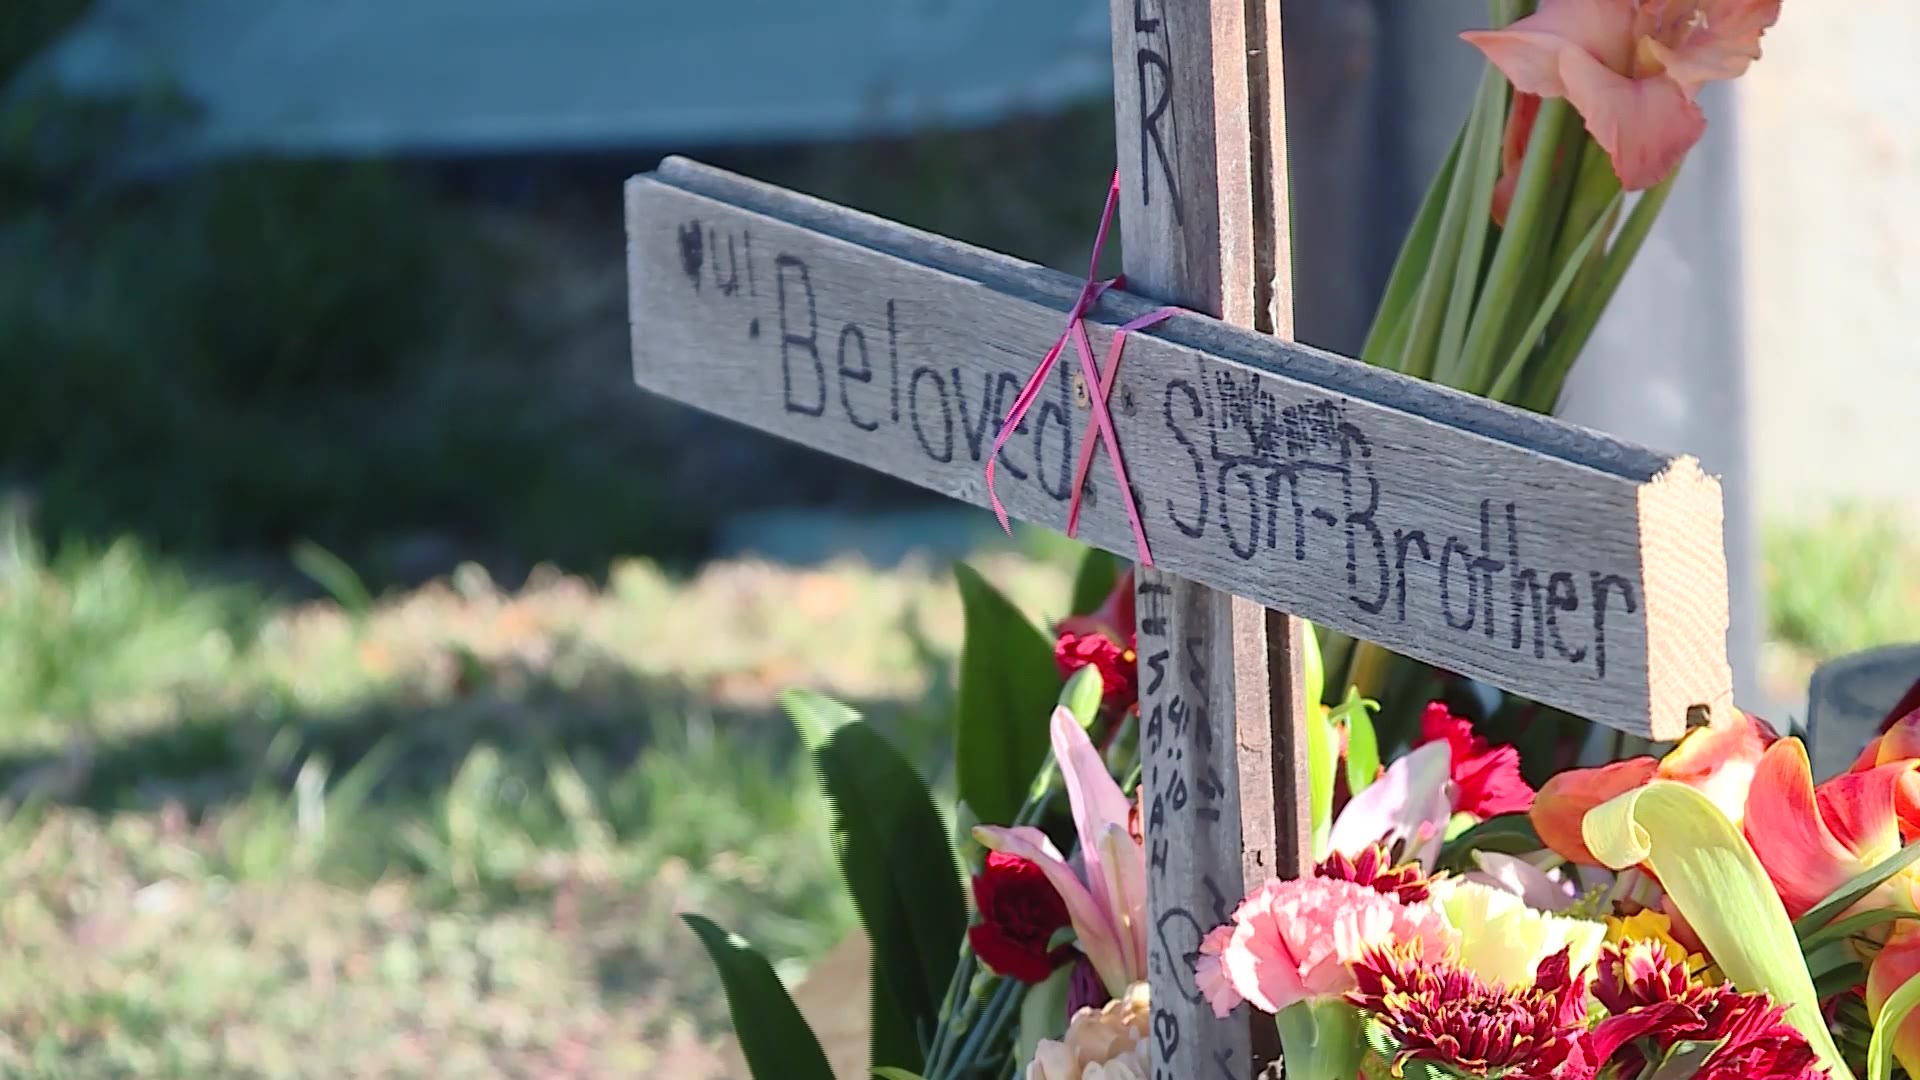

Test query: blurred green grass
[0,518,1083,1076]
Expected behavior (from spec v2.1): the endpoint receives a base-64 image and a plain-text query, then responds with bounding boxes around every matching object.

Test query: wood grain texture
[626,163,1732,740]
[1110,2,1299,1076]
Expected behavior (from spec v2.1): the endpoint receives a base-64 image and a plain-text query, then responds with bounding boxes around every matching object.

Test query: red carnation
[968,852,1072,984]
[1054,632,1138,716]
[1054,569,1139,716]
[1415,702,1535,818]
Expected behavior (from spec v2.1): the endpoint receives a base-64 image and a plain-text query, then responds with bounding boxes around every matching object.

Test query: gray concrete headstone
[1808,644,1920,781]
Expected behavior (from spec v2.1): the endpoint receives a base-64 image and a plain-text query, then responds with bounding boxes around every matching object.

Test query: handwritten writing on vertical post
[1131,0,1182,223]
[1140,578,1244,1080]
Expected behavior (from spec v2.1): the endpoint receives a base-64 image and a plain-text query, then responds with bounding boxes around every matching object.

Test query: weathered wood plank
[625,158,1733,740]
[1108,1,1302,1076]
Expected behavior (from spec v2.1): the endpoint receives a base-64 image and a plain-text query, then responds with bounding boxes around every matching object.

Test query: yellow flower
[1026,981,1150,1080]
[1428,878,1605,989]
[1602,908,1719,985]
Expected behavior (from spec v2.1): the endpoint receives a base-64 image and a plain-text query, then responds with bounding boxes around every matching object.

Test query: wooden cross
[624,2,1735,1075]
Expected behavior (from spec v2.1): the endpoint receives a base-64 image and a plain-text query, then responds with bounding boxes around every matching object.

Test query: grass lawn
[0,522,1082,1077]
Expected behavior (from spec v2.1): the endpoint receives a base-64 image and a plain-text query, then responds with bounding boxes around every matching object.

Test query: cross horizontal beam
[627,156,1732,739]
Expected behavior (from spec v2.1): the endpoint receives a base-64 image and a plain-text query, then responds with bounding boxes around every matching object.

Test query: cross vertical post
[1108,2,1310,1077]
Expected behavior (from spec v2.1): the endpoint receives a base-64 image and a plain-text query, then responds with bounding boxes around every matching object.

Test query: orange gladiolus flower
[1463,0,1785,191]
[1531,712,1777,866]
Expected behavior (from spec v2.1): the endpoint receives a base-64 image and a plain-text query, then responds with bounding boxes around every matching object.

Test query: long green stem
[1360,129,1464,369]
[942,977,1023,1080]
[1397,91,1487,382]
[1433,66,1509,383]
[1485,191,1624,402]
[1452,97,1573,390]
[1520,165,1681,413]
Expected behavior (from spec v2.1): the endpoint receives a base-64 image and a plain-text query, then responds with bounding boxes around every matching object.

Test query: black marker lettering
[1548,572,1586,663]
[1164,380,1208,538]
[909,367,954,463]
[774,255,825,417]
[1440,537,1478,632]
[991,371,1031,482]
[834,324,877,432]
[1393,528,1432,623]
[1589,573,1637,680]
[953,368,998,462]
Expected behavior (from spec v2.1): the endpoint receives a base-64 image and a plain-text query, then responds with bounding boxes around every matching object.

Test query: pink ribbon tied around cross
[984,170,1180,567]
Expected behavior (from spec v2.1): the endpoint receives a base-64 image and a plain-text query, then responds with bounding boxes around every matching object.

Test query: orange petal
[1854,736,1888,774]
[1532,758,1657,866]
[1815,763,1920,866]
[1461,0,1636,97]
[1876,713,1920,768]
[1744,740,1879,919]
[1870,923,1920,1078]
[1461,27,1580,98]
[1649,0,1783,95]
[1656,711,1775,830]
[1557,50,1705,191]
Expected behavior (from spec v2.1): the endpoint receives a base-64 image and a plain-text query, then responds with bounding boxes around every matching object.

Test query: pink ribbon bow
[984,170,1179,566]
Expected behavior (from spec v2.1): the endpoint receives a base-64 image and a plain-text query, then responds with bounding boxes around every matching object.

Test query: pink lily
[973,707,1147,996]
[1326,740,1455,870]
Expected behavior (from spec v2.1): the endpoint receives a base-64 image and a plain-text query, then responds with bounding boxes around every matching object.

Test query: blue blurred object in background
[23,0,1114,159]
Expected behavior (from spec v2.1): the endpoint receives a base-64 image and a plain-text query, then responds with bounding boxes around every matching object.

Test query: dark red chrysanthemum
[1415,702,1536,818]
[1350,945,1590,1080]
[968,852,1072,984]
[1315,844,1430,905]
[1587,941,1824,1080]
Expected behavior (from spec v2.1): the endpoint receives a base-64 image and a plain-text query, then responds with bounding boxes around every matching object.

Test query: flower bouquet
[691,543,1920,1080]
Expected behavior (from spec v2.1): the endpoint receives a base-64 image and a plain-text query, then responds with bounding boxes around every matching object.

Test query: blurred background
[0,0,1912,1074]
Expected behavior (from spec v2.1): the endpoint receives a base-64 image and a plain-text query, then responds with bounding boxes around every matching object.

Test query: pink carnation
[1196,876,1457,1018]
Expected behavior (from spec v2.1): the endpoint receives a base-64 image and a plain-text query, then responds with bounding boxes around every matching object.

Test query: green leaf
[1303,618,1325,714]
[786,690,966,1074]
[1332,688,1380,799]
[1307,691,1336,861]
[1645,1038,1728,1080]
[1068,548,1120,617]
[1804,908,1920,951]
[1434,813,1542,874]
[291,540,373,622]
[1869,970,1920,1080]
[953,563,1063,825]
[1584,781,1854,1078]
[869,961,922,1075]
[1794,836,1920,940]
[1814,961,1870,999]
[682,914,837,1080]
[873,1069,928,1080]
